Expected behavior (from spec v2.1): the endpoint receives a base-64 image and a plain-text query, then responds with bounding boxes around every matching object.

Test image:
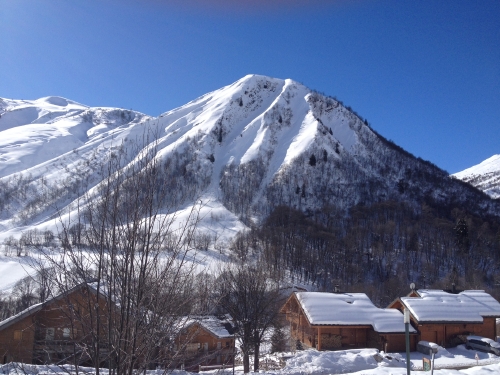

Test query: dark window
[470,340,486,346]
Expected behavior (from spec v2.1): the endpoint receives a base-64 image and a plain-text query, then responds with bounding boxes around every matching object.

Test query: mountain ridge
[1,74,499,237]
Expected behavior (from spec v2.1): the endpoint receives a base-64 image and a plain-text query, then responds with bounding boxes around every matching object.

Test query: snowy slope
[0,74,368,238]
[453,155,500,199]
[0,97,149,178]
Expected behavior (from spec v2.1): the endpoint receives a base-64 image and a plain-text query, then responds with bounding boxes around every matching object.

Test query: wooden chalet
[172,315,236,371]
[281,292,416,353]
[388,289,500,348]
[0,283,110,365]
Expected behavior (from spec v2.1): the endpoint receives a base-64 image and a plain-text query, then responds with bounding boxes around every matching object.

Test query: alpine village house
[0,284,236,371]
[281,288,500,352]
[0,283,109,365]
[2,283,500,366]
[388,289,500,349]
[280,291,417,352]
[171,316,236,371]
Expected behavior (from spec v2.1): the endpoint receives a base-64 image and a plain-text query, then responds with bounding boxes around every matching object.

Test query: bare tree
[217,261,285,373]
[35,131,206,375]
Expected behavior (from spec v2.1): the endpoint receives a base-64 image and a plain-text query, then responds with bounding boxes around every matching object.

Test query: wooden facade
[172,317,236,371]
[281,292,414,353]
[0,285,109,365]
[0,305,39,364]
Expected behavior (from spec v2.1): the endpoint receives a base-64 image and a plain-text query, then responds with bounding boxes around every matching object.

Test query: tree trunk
[243,350,250,373]
[253,341,260,372]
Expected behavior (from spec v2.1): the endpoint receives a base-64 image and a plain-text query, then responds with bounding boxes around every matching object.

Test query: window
[13,330,22,341]
[226,341,230,348]
[217,342,221,349]
[62,328,71,338]
[186,343,199,352]
[45,328,55,341]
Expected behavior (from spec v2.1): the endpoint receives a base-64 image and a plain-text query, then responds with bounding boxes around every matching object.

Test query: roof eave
[310,323,373,328]
[0,304,44,331]
[416,320,483,325]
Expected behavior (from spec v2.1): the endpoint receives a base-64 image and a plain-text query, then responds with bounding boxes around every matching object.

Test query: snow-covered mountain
[0,96,149,177]
[452,155,500,199]
[1,74,499,244]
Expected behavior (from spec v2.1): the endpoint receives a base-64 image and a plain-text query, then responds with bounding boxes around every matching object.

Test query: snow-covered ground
[2,346,500,375]
[274,346,500,374]
[0,255,37,293]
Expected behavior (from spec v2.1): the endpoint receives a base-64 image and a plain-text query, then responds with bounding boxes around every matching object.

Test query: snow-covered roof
[0,302,44,330]
[183,315,235,338]
[0,282,107,331]
[295,292,416,333]
[401,290,500,323]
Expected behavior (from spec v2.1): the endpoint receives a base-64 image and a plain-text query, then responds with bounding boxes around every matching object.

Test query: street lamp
[404,308,411,375]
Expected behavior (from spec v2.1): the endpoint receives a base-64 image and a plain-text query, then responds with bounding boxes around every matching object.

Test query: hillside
[1,75,500,303]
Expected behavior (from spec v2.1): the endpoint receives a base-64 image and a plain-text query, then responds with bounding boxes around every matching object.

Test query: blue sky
[1,0,498,174]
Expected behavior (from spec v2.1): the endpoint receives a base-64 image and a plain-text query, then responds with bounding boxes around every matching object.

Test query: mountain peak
[454,154,500,178]
[453,154,500,199]
[34,96,83,108]
[1,77,499,243]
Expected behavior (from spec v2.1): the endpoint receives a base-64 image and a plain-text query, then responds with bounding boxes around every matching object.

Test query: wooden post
[299,313,303,341]
[233,331,235,375]
[404,309,410,375]
[317,327,322,351]
[443,325,446,347]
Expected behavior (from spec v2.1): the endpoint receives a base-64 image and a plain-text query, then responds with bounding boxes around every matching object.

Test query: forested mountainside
[1,75,499,306]
[453,155,500,200]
